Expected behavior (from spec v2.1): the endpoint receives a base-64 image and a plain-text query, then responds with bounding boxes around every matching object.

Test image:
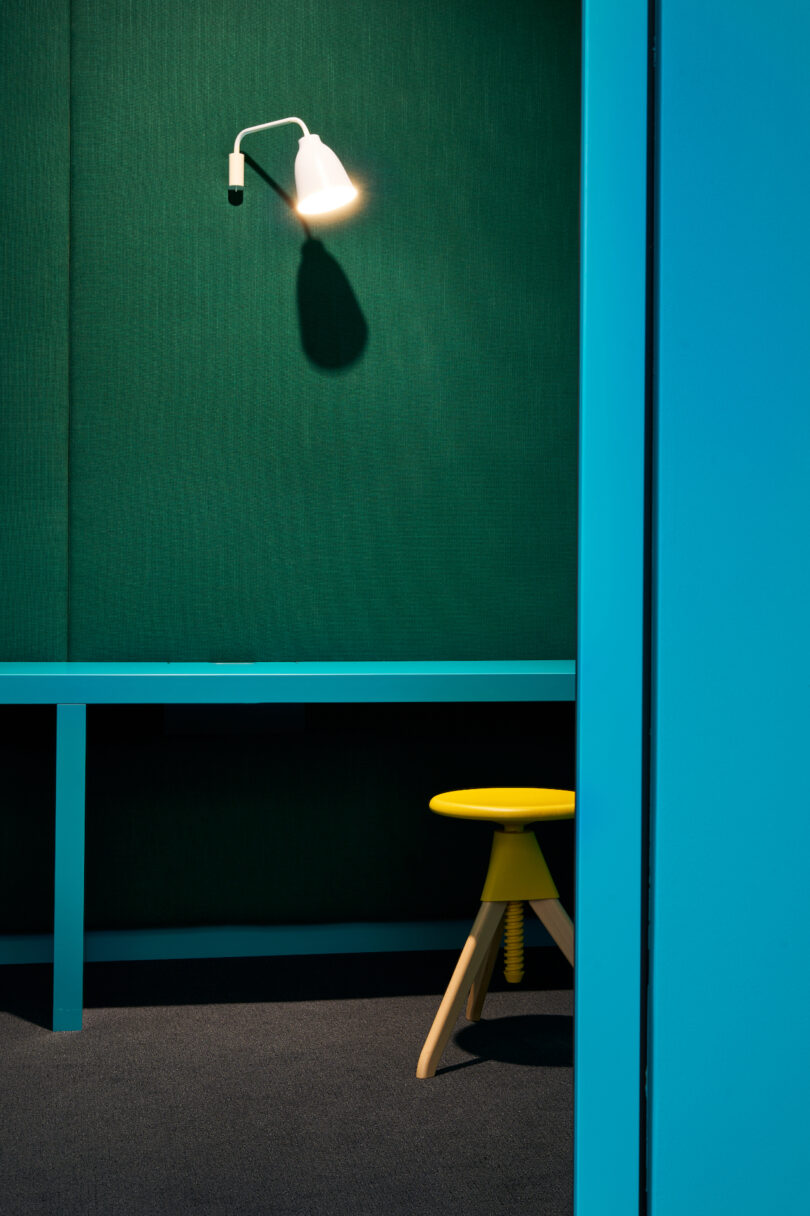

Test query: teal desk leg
[53,704,87,1031]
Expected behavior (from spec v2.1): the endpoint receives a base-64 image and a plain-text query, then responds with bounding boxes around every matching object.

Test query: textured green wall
[66,0,580,660]
[0,1,70,659]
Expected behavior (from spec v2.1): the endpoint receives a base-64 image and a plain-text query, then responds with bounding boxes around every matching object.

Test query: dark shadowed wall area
[1,0,580,931]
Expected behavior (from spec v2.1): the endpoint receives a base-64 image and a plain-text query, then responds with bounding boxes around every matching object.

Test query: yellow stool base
[480,827,559,902]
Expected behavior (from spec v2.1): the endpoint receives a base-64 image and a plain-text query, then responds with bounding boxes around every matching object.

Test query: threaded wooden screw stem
[503,900,524,982]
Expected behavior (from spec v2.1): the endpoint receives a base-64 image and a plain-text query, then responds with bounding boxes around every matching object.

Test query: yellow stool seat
[417,786,575,1079]
[430,786,575,825]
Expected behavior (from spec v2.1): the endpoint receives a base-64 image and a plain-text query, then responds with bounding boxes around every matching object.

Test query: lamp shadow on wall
[230,154,368,372]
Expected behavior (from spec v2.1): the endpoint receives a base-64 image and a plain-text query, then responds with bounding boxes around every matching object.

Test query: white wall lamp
[229,117,358,216]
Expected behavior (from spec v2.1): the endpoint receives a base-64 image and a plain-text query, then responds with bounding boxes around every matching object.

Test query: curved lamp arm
[229,117,310,189]
[233,116,310,154]
[228,115,358,217]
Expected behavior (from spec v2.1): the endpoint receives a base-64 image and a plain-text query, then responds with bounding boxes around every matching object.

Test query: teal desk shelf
[0,660,575,1030]
[0,660,575,703]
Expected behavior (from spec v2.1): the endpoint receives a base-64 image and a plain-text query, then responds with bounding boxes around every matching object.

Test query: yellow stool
[416,787,575,1079]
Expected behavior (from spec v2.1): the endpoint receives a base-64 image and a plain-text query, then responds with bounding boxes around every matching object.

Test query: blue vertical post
[576,1,649,1212]
[53,704,87,1031]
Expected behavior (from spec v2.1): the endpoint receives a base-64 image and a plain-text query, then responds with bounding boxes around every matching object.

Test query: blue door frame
[576,2,649,1213]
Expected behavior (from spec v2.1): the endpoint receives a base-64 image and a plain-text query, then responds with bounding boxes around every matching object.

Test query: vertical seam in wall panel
[639,1,658,1209]
[646,0,663,1205]
[66,0,73,659]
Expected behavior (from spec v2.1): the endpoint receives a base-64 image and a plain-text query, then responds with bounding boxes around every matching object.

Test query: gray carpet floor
[0,953,573,1216]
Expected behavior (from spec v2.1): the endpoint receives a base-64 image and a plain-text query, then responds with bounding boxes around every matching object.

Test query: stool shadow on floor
[437,1012,573,1074]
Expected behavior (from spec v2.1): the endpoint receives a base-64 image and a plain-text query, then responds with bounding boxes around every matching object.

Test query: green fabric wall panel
[68,0,580,660]
[0,1,70,660]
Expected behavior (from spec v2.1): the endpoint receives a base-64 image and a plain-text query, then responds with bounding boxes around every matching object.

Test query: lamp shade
[294,133,358,216]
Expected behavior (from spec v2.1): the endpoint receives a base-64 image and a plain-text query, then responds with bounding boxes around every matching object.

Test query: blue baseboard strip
[0,919,553,965]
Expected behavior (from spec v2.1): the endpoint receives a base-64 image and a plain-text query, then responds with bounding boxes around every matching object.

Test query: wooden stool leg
[465,909,505,1022]
[416,900,507,1079]
[528,898,575,966]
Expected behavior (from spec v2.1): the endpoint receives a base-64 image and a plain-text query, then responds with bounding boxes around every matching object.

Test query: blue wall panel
[650,2,810,1211]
